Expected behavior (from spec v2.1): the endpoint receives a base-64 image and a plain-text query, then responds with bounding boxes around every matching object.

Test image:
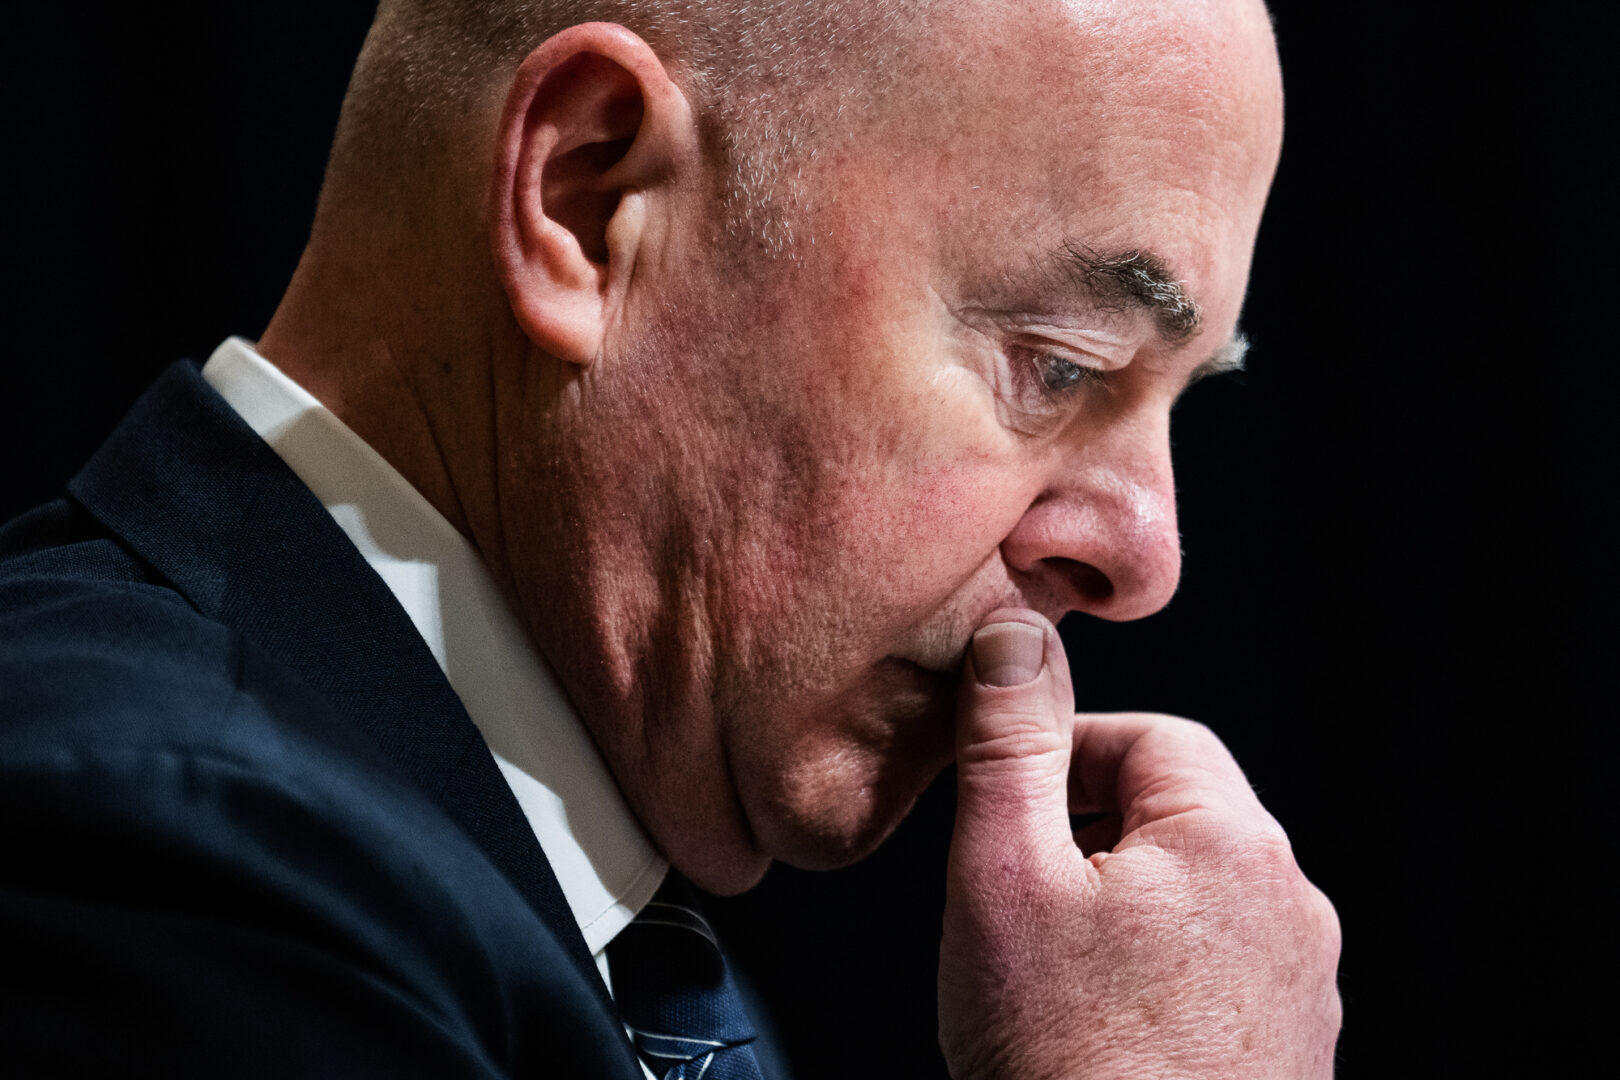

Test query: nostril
[1045,558,1113,605]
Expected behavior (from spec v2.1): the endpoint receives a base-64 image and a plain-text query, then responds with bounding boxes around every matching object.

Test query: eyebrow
[1190,331,1249,381]
[1044,242,1204,344]
[1041,241,1248,381]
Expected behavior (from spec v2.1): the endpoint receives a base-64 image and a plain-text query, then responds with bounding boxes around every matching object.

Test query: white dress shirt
[201,337,667,997]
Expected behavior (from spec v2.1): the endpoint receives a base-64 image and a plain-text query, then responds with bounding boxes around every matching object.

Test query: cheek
[812,454,1033,627]
[847,365,1036,557]
[786,382,1035,621]
[717,238,1038,630]
[890,461,1019,557]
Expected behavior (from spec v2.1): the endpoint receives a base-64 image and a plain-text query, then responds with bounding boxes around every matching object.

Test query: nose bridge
[1004,409,1183,622]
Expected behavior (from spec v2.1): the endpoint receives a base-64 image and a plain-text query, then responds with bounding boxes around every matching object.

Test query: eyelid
[1009,335,1123,382]
[950,304,1140,364]
[1016,329,1134,369]
[945,304,1120,435]
[995,343,1106,438]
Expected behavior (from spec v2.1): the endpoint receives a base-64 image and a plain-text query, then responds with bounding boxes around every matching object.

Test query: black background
[3,2,1614,1075]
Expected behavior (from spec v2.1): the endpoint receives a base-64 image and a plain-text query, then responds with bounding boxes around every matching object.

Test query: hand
[939,609,1341,1079]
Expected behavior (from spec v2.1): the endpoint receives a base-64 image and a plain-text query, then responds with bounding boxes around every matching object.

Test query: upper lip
[898,646,969,680]
[898,583,1043,677]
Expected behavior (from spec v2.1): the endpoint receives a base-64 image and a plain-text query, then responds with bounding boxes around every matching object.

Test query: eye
[1021,348,1104,403]
[990,346,1107,436]
[1038,353,1089,393]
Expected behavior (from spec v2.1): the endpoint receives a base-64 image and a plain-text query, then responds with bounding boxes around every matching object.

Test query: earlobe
[490,23,695,367]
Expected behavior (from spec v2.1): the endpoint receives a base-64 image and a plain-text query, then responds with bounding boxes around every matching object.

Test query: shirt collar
[201,336,665,955]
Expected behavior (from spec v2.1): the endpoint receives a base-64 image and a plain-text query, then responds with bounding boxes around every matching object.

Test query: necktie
[606,871,765,1080]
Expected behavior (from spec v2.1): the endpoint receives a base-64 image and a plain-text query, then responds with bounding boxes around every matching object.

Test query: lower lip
[881,658,959,767]
[879,657,956,713]
[883,654,945,680]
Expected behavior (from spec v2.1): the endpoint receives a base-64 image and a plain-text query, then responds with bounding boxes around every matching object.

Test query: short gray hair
[332,0,935,257]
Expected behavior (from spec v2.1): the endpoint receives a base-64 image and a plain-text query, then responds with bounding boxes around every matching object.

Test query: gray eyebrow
[1192,332,1249,381]
[1045,242,1203,344]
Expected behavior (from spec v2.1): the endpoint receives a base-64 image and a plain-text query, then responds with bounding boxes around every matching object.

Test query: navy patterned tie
[606,871,764,1080]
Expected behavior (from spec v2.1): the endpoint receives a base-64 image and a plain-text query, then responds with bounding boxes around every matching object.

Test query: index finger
[1067,712,1275,841]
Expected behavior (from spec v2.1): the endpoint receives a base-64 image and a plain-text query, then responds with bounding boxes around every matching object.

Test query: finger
[1067,712,1274,841]
[951,609,1078,876]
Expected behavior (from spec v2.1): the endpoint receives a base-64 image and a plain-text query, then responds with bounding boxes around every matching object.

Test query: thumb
[951,610,1077,873]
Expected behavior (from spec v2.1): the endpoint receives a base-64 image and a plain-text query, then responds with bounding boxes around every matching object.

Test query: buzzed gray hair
[332,0,936,257]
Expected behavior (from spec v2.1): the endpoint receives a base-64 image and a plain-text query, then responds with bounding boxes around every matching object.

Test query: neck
[256,215,516,569]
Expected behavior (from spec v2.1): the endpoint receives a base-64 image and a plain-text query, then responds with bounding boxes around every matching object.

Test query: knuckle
[961,725,1067,767]
[1111,710,1213,745]
[960,706,1065,766]
[1138,714,1246,780]
[1148,713,1223,752]
[1180,722,1244,777]
[1308,885,1343,960]
[1251,818,1298,861]
[1326,984,1346,1029]
[1177,809,1292,867]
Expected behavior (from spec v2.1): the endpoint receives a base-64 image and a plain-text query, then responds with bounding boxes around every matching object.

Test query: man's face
[523,0,1284,891]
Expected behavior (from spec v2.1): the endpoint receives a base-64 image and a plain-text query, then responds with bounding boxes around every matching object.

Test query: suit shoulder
[0,493,220,733]
[0,657,635,1077]
[0,511,454,827]
[0,494,157,586]
[0,519,254,756]
[0,509,639,1076]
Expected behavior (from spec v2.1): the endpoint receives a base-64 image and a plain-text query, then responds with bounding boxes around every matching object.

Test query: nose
[1000,414,1182,623]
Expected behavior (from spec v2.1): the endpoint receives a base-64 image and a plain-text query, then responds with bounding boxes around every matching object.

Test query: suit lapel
[68,360,616,1017]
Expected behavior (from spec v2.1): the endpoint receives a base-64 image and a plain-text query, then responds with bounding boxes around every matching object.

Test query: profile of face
[497,0,1285,893]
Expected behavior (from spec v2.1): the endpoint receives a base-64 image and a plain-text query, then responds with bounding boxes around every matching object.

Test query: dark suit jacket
[0,361,646,1078]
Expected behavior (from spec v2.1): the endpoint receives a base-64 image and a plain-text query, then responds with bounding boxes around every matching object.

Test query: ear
[490,23,696,366]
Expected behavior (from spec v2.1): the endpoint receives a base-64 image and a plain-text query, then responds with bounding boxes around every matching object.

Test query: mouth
[887,654,955,685]
[891,642,969,684]
[879,655,961,730]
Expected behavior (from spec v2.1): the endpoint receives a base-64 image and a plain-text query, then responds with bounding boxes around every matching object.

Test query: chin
[669,759,929,895]
[763,789,925,872]
[744,700,956,873]
[678,845,775,897]
[707,655,958,885]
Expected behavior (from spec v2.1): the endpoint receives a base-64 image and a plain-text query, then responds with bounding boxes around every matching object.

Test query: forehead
[834,0,1283,323]
[915,0,1283,163]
